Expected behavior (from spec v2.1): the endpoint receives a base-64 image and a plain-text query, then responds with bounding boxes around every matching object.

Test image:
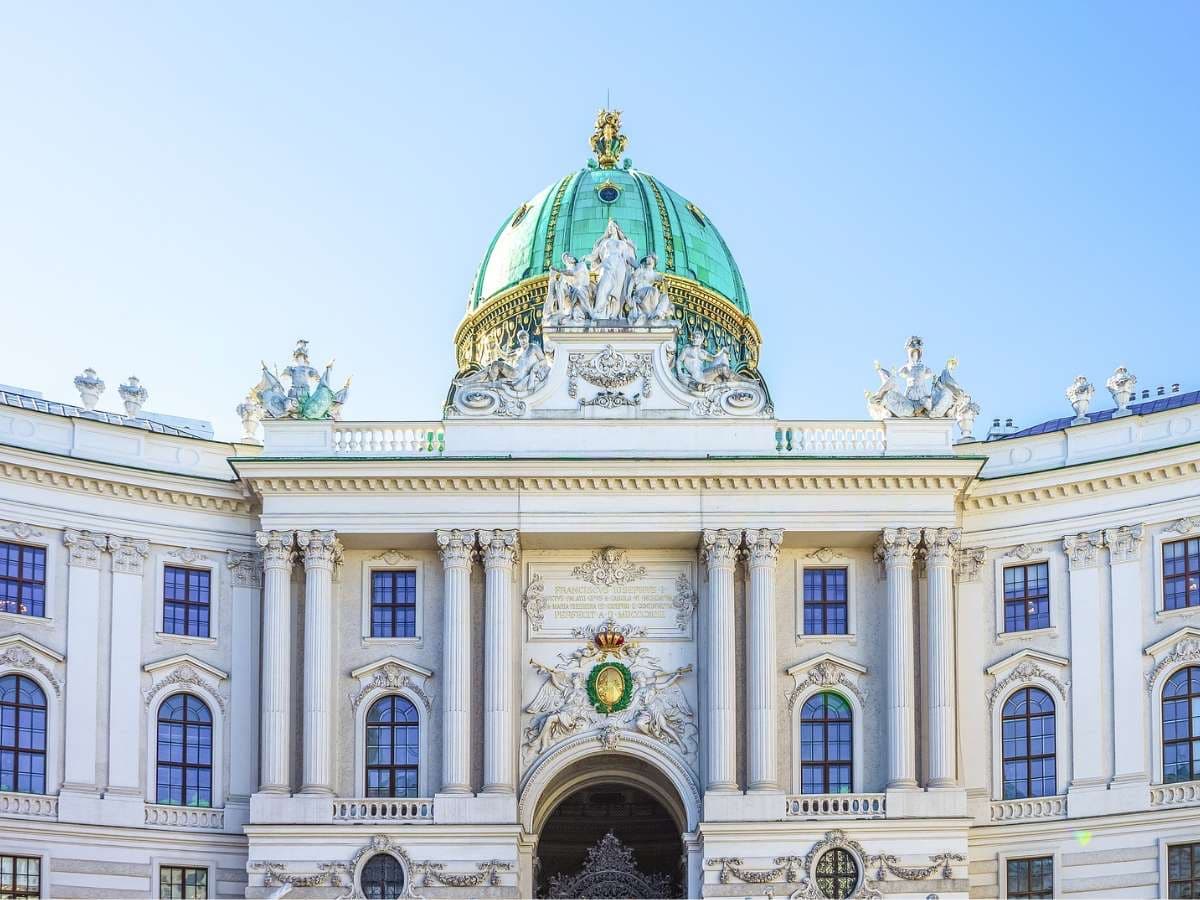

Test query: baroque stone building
[1,112,1198,899]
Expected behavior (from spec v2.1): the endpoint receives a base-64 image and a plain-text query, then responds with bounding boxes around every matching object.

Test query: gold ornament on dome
[591,108,627,169]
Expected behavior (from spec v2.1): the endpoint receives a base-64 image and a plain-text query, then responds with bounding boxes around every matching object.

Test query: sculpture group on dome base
[866,336,978,438]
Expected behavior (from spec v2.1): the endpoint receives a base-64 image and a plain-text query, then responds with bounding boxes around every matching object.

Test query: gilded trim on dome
[639,174,675,271]
[541,174,574,271]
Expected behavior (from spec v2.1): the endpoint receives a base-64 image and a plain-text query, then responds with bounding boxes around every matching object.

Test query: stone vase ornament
[1107,366,1137,418]
[955,399,981,441]
[1066,375,1094,425]
[236,391,264,443]
[73,368,105,411]
[118,376,148,418]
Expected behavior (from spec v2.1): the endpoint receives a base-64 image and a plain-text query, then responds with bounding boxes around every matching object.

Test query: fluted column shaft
[480,529,520,793]
[877,527,920,789]
[299,529,340,795]
[257,530,294,792]
[701,529,739,792]
[438,529,475,794]
[923,527,960,788]
[745,528,783,792]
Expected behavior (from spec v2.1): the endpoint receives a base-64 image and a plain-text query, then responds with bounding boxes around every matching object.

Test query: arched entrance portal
[537,782,682,898]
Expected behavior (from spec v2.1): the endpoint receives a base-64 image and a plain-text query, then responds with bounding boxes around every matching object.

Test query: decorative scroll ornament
[806,547,847,565]
[523,574,547,631]
[674,331,770,417]
[786,659,867,708]
[672,573,696,631]
[572,548,647,587]
[580,390,640,409]
[0,646,63,696]
[435,529,475,567]
[548,832,673,899]
[985,660,1068,710]
[64,529,105,569]
[1145,635,1200,692]
[955,547,987,583]
[251,339,350,421]
[1166,517,1200,536]
[343,836,416,898]
[349,664,433,712]
[1063,531,1103,569]
[567,346,653,398]
[168,547,210,564]
[108,535,150,575]
[143,664,226,713]
[256,530,295,567]
[1104,524,1145,563]
[0,522,43,541]
[226,550,262,589]
[865,336,972,423]
[370,549,415,566]
[1006,543,1043,560]
[340,834,510,897]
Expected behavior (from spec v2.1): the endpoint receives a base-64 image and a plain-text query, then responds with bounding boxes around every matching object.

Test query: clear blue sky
[2,3,1196,440]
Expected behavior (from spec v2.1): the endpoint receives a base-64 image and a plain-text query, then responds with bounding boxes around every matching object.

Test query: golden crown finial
[593,623,626,654]
[591,109,627,169]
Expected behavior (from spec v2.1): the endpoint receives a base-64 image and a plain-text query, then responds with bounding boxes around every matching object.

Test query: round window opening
[815,848,859,900]
[361,853,406,900]
[597,183,620,203]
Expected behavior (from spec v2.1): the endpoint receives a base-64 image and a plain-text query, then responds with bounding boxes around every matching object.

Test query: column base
[434,791,515,824]
[885,787,967,818]
[1067,777,1149,817]
[703,789,784,822]
[249,791,335,824]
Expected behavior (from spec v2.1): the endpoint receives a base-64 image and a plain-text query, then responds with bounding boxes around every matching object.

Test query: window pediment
[0,634,63,696]
[785,652,867,708]
[985,648,1069,709]
[142,654,228,712]
[350,657,433,712]
[1144,626,1200,691]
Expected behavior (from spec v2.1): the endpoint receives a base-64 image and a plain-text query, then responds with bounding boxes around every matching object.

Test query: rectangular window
[371,570,417,638]
[163,566,211,638]
[159,865,208,900]
[0,541,46,618]
[1003,563,1050,632]
[1006,856,1053,899]
[1169,843,1200,899]
[1164,538,1200,611]
[0,856,40,899]
[803,568,848,635]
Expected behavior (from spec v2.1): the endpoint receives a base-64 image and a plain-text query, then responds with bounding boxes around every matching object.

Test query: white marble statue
[543,252,592,326]
[1107,366,1137,417]
[675,330,737,389]
[456,329,550,395]
[588,219,637,319]
[524,662,590,755]
[866,336,970,420]
[630,665,693,749]
[1066,375,1095,424]
[627,254,673,326]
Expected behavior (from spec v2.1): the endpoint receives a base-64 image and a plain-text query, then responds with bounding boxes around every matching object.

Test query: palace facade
[1,113,1198,899]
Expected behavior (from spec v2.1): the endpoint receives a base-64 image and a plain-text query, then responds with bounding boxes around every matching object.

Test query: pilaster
[60,529,106,796]
[700,528,739,793]
[1063,530,1107,811]
[1103,524,1149,809]
[297,529,341,795]
[104,535,149,798]
[953,546,989,817]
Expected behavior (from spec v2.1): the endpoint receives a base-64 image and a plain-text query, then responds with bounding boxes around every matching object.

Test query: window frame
[368,570,419,640]
[143,662,226,810]
[0,853,43,899]
[154,693,214,808]
[1160,665,1200,785]
[353,849,412,900]
[1000,561,1052,634]
[0,528,57,625]
[794,557,857,642]
[800,566,850,638]
[1000,686,1058,801]
[154,551,219,646]
[353,678,430,798]
[789,674,864,795]
[364,694,420,799]
[798,691,853,795]
[0,640,61,798]
[993,550,1058,641]
[0,673,48,796]
[1159,837,1200,899]
[151,857,218,900]
[157,863,210,899]
[360,557,423,644]
[1158,533,1200,618]
[998,852,1056,900]
[813,848,860,899]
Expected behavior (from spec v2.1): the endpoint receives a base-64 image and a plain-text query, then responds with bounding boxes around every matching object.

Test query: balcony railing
[1151,781,1200,808]
[144,803,224,829]
[0,791,58,820]
[775,423,887,455]
[332,798,434,823]
[784,793,886,818]
[331,423,445,455]
[988,796,1066,822]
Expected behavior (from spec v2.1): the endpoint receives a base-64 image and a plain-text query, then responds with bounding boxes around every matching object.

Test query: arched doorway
[537,782,682,898]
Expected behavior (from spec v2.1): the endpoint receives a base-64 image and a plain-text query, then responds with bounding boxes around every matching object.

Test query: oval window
[597,184,620,203]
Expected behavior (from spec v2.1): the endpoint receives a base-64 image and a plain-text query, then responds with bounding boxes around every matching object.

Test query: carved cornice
[107,535,150,575]
[1063,531,1103,569]
[226,550,262,588]
[921,527,961,565]
[965,458,1200,512]
[255,530,294,568]
[477,529,520,567]
[743,528,784,566]
[435,529,475,567]
[63,529,105,568]
[955,547,987,583]
[297,529,342,571]
[700,529,740,568]
[0,522,44,542]
[1104,523,1145,563]
[874,527,920,568]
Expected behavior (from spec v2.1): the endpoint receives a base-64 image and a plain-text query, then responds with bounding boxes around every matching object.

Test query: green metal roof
[468,164,749,314]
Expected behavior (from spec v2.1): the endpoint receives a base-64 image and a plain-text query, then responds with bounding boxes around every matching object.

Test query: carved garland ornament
[349,665,433,712]
[0,522,43,541]
[986,661,1069,710]
[167,547,210,564]
[339,835,512,897]
[708,856,807,885]
[786,660,867,708]
[143,665,226,713]
[523,573,547,631]
[571,548,647,587]
[673,573,696,630]
[567,346,653,399]
[251,861,349,889]
[0,647,63,697]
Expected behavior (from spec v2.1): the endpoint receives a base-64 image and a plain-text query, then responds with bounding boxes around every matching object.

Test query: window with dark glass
[800,692,852,794]
[803,568,848,635]
[1003,562,1050,632]
[360,854,406,900]
[159,865,208,899]
[0,856,39,899]
[156,694,212,807]
[162,566,211,638]
[1006,856,1052,899]
[1002,688,1056,799]
[1163,666,1200,784]
[370,571,417,638]
[1164,537,1200,611]
[1169,843,1200,899]
[366,695,419,798]
[0,541,46,618]
[0,674,47,795]
[814,849,858,900]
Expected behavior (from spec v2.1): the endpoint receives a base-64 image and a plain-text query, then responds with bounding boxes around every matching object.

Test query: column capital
[1103,524,1145,564]
[700,529,740,568]
[921,527,961,565]
[107,535,150,576]
[226,550,263,589]
[954,547,987,583]
[1063,530,1104,569]
[297,529,342,571]
[63,529,106,569]
[255,530,295,569]
[478,529,520,567]
[743,528,784,566]
[874,527,921,567]
[436,529,476,567]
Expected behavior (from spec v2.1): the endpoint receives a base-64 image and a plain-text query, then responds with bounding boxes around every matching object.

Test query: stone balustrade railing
[1150,781,1200,807]
[784,793,886,818]
[775,423,887,455]
[144,803,225,829]
[332,798,434,823]
[0,791,58,819]
[331,423,446,455]
[988,795,1066,822]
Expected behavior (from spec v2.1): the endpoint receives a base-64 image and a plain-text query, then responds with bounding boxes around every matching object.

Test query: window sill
[360,636,422,647]
[0,609,52,627]
[795,632,857,645]
[1155,605,1200,624]
[154,632,217,647]
[996,626,1058,644]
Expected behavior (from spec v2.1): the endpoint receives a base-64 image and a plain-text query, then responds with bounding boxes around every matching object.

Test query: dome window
[596,182,621,204]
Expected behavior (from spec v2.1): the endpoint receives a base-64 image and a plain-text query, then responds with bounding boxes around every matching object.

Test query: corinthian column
[923,527,960,788]
[744,528,783,792]
[876,527,920,789]
[700,529,740,792]
[437,529,476,794]
[479,529,520,794]
[256,530,294,793]
[298,529,341,795]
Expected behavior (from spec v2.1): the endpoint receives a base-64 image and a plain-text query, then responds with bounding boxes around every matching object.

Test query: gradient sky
[2,3,1196,441]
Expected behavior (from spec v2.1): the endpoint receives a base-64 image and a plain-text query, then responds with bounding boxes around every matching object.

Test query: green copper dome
[468,164,750,314]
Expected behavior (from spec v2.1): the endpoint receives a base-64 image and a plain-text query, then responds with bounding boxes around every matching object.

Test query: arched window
[815,849,859,899]
[0,674,47,794]
[360,853,405,900]
[1002,687,1056,799]
[1163,666,1200,784]
[366,696,419,798]
[156,694,212,807]
[800,692,852,794]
